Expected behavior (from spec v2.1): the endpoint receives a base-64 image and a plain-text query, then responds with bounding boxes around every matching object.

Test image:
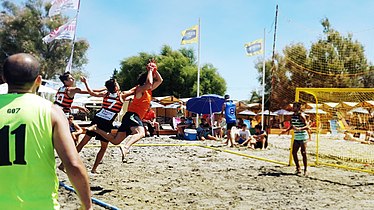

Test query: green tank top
[0,93,59,209]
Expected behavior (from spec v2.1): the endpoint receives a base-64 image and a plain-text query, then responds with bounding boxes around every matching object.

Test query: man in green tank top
[0,53,92,209]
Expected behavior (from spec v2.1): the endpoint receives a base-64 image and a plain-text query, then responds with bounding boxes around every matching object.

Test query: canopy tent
[154,95,181,105]
[150,101,164,108]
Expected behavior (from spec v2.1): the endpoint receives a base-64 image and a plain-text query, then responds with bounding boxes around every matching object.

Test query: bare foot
[304,170,308,177]
[295,168,302,175]
[91,169,99,174]
[86,124,97,132]
[119,146,130,163]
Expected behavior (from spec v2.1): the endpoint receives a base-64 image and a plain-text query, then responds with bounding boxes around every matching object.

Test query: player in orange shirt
[88,59,163,162]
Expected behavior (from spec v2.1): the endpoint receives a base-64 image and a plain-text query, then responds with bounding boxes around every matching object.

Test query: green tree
[117,45,226,97]
[255,18,374,110]
[0,0,89,81]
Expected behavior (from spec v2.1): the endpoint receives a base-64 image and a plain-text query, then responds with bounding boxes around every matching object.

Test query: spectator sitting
[68,115,84,145]
[176,117,190,139]
[253,124,268,149]
[236,124,255,148]
[344,131,371,144]
[213,115,224,139]
[197,118,219,141]
[142,105,160,137]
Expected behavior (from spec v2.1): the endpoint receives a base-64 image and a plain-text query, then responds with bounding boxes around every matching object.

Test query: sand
[57,134,374,209]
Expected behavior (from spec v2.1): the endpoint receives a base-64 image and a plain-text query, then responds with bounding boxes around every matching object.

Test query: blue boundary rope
[59,181,120,210]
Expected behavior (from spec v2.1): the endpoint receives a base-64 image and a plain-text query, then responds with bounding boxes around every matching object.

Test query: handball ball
[147,62,158,72]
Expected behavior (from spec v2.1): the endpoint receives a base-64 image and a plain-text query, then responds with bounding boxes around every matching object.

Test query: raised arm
[80,76,107,97]
[51,105,92,210]
[152,70,163,91]
[135,66,154,97]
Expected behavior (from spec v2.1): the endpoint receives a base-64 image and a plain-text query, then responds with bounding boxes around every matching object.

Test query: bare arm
[151,70,163,91]
[80,77,107,97]
[221,104,226,115]
[51,105,92,210]
[120,86,136,101]
[280,125,294,134]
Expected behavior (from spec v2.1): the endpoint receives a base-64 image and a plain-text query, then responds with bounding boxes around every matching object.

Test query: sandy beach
[57,134,374,209]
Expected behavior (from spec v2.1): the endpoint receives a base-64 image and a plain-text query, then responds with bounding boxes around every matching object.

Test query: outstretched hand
[80,76,87,83]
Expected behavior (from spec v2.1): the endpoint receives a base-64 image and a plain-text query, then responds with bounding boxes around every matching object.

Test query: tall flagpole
[197,18,201,97]
[65,0,81,72]
[261,28,266,128]
[196,18,201,125]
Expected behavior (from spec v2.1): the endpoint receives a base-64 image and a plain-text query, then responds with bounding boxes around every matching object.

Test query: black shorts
[86,116,114,142]
[293,139,307,147]
[254,140,268,149]
[118,112,143,135]
[227,122,236,130]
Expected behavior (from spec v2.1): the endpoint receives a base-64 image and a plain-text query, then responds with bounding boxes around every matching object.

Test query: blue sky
[36,1,374,99]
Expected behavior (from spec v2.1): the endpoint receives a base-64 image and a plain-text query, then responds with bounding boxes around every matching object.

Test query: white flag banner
[48,0,80,17]
[42,18,76,44]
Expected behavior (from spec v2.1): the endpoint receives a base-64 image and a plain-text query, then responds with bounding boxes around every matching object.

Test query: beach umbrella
[273,109,293,115]
[187,94,225,135]
[257,110,277,116]
[238,110,257,116]
[304,108,327,114]
[186,94,225,115]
